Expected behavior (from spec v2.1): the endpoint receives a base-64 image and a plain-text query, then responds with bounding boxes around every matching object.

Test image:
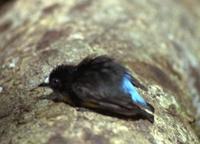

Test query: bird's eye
[50,78,61,88]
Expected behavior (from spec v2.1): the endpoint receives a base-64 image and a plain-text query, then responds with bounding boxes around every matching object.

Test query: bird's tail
[146,103,154,113]
[141,103,154,123]
[144,111,154,123]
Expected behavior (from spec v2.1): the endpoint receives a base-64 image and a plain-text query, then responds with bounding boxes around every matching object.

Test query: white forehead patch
[44,76,49,83]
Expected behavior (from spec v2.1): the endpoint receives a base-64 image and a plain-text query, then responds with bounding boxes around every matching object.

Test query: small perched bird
[38,55,154,123]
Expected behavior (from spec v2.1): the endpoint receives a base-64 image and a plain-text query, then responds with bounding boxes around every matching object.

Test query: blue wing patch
[121,74,147,107]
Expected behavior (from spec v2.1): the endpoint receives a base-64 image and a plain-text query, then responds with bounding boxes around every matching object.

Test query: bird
[38,55,154,123]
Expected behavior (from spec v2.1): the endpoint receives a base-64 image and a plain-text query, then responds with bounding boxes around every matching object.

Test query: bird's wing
[121,73,154,112]
[71,82,154,123]
[71,82,140,111]
[121,74,147,107]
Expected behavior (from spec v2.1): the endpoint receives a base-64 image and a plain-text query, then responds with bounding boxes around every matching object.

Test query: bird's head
[38,65,76,92]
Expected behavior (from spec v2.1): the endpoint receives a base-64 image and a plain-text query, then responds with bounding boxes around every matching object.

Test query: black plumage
[38,55,154,123]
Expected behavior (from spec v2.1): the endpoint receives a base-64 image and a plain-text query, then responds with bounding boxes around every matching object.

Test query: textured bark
[0,0,200,143]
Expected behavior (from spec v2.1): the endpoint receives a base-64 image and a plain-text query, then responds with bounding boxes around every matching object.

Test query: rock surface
[0,0,200,143]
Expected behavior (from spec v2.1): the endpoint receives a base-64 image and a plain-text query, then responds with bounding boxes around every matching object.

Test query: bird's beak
[38,82,49,87]
[30,82,49,91]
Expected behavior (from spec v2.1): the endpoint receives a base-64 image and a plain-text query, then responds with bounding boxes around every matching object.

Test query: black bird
[38,55,154,123]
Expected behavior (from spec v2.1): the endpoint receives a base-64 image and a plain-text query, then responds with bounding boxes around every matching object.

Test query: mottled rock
[0,0,200,144]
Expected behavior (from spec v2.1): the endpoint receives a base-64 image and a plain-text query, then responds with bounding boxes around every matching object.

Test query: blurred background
[0,0,200,143]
